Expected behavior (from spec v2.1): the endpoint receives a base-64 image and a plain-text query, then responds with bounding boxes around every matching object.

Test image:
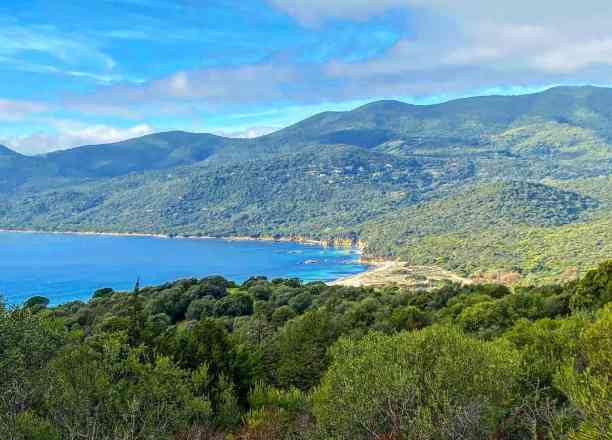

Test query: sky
[1,0,611,154]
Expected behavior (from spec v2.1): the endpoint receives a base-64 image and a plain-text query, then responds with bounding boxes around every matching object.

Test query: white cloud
[65,63,302,118]
[533,39,612,73]
[269,1,612,28]
[4,122,154,155]
[0,99,47,121]
[272,0,612,84]
[64,0,612,118]
[215,126,279,139]
[135,64,298,103]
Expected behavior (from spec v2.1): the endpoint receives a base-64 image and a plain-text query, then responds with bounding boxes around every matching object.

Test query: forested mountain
[0,145,472,239]
[2,85,612,283]
[42,131,236,178]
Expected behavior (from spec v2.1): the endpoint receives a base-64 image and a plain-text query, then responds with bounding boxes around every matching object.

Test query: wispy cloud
[0,19,118,83]
[128,65,298,104]
[4,0,612,153]
[63,63,305,119]
[0,98,47,121]
[267,0,407,26]
[261,0,612,99]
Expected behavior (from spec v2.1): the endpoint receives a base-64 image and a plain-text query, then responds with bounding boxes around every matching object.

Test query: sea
[0,231,367,306]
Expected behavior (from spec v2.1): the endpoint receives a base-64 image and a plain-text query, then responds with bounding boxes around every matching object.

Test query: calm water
[0,232,366,306]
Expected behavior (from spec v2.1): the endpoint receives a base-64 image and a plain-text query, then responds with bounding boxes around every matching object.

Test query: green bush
[313,325,520,439]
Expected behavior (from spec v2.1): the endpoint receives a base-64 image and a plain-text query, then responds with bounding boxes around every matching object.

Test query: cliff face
[250,232,365,250]
[323,233,363,249]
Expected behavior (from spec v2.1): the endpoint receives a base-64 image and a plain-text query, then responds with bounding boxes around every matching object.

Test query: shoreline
[0,228,390,287]
[0,228,329,247]
[0,228,174,239]
[0,228,471,289]
[0,227,371,282]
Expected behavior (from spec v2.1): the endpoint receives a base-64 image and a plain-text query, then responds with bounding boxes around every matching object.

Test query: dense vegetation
[1,85,612,283]
[0,145,469,238]
[2,260,610,439]
[359,179,611,284]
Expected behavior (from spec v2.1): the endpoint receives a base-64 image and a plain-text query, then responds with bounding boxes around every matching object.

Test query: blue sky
[1,0,610,153]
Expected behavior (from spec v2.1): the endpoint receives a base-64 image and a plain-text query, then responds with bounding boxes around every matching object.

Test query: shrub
[313,325,520,439]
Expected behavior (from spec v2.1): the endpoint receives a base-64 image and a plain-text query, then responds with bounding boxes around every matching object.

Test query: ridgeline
[1,85,612,284]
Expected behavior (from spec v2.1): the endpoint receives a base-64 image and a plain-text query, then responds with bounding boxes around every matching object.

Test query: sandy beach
[330,260,472,288]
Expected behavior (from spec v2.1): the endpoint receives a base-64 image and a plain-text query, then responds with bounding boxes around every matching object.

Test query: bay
[0,232,367,306]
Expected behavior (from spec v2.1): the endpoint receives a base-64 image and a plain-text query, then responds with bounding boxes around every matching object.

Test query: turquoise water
[0,232,366,306]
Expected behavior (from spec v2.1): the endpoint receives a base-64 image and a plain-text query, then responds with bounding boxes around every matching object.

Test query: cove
[0,231,367,306]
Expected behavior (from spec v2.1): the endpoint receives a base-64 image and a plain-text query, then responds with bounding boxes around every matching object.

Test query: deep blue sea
[0,232,366,306]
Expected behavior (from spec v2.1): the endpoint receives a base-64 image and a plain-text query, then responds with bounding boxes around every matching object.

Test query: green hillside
[43,131,236,178]
[0,148,64,194]
[0,145,471,237]
[2,85,612,283]
[360,178,612,283]
[362,181,598,236]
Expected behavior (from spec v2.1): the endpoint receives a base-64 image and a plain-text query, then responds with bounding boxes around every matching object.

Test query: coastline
[0,228,324,246]
[0,228,363,249]
[0,228,394,286]
[0,227,370,281]
[0,228,471,289]
[0,228,174,239]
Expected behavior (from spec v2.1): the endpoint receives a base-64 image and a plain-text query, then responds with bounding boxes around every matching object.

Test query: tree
[570,260,612,311]
[0,308,65,439]
[185,297,217,321]
[270,306,296,328]
[555,304,612,439]
[23,296,50,310]
[313,325,520,440]
[43,333,212,439]
[146,287,193,323]
[214,293,253,317]
[503,316,588,395]
[248,284,272,301]
[161,319,258,418]
[92,288,114,299]
[238,383,310,439]
[271,310,342,391]
[457,292,546,337]
[391,305,429,331]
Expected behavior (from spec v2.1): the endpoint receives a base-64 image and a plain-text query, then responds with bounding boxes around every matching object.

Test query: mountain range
[2,85,611,284]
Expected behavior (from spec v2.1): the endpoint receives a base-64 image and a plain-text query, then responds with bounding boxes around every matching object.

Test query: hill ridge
[1,85,612,283]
